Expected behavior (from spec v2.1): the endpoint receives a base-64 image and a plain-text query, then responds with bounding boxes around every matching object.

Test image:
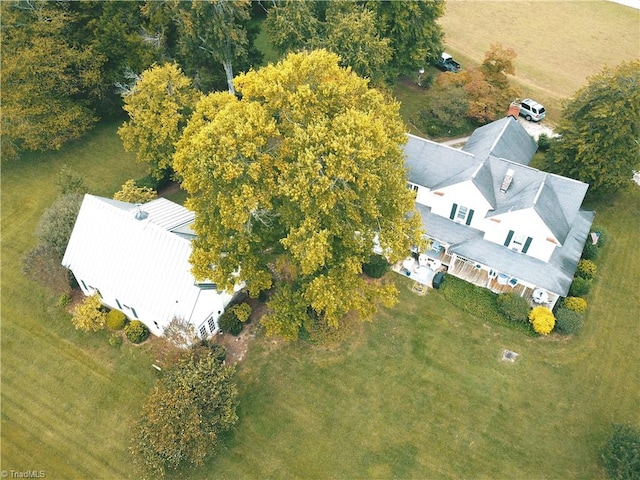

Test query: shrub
[231,303,252,322]
[564,296,588,313]
[218,309,243,336]
[582,241,599,261]
[496,292,531,325]
[577,259,597,280]
[22,243,72,294]
[362,254,389,279]
[57,293,72,308]
[438,276,535,333]
[554,308,584,335]
[569,276,592,297]
[35,193,83,259]
[125,320,150,344]
[582,226,608,260]
[195,339,227,364]
[528,306,555,335]
[72,294,107,332]
[106,309,127,330]
[537,133,553,152]
[108,334,123,348]
[600,424,640,480]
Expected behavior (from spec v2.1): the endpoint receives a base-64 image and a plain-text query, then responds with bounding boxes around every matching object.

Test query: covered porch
[448,254,559,308]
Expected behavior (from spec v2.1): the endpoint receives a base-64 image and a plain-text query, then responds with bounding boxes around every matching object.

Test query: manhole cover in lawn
[502,350,519,362]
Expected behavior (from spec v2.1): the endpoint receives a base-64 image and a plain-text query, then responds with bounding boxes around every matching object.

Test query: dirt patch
[213,297,266,365]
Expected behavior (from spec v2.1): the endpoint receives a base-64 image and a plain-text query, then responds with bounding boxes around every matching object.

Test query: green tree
[0,0,102,159]
[118,63,200,179]
[113,179,158,204]
[72,294,107,332]
[370,0,444,76]
[264,0,320,54]
[131,350,238,476]
[174,50,423,339]
[66,1,159,116]
[542,61,640,196]
[601,424,640,480]
[172,0,252,95]
[322,5,392,85]
[34,193,84,259]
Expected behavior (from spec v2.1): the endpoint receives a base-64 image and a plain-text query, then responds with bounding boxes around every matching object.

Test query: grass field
[439,0,640,121]
[0,122,158,478]
[2,2,639,478]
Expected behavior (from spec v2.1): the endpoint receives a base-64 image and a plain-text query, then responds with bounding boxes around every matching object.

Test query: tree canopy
[436,43,520,124]
[0,0,101,159]
[174,50,423,338]
[600,423,640,480]
[118,63,200,179]
[131,349,238,477]
[264,0,443,83]
[542,60,640,196]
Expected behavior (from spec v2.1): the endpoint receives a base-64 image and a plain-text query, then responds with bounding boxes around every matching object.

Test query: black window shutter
[116,299,122,309]
[522,237,533,253]
[504,230,514,246]
[465,209,475,225]
[449,203,458,220]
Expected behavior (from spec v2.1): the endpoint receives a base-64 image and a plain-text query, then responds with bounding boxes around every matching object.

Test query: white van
[519,98,546,122]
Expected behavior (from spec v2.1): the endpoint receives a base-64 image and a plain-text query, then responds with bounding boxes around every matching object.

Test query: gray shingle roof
[405,134,476,188]
[448,209,595,296]
[404,116,594,295]
[462,116,537,165]
[404,118,590,246]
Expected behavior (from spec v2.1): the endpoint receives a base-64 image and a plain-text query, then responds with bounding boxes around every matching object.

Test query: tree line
[0,0,445,161]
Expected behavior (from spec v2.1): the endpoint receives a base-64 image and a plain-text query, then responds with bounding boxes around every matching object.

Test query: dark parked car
[435,53,461,73]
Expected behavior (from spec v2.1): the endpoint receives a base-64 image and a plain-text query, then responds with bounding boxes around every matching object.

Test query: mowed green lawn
[3,137,639,478]
[200,188,639,479]
[439,0,640,121]
[0,122,158,478]
[2,2,639,478]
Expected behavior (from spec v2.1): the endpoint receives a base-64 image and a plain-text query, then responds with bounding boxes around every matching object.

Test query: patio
[392,253,445,288]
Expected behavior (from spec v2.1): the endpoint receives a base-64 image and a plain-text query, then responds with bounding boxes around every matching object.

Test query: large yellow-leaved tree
[174,50,423,339]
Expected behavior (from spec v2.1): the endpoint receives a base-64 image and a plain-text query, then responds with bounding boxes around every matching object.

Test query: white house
[402,116,595,308]
[62,194,244,337]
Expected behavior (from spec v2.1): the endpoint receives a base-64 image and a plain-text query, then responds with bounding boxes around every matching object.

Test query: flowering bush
[231,303,252,323]
[577,259,597,280]
[564,296,588,313]
[72,294,106,332]
[528,306,555,335]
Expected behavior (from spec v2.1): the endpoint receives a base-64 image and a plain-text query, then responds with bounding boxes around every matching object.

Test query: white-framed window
[456,206,469,222]
[199,324,207,338]
[504,230,533,253]
[406,182,419,196]
[449,203,474,225]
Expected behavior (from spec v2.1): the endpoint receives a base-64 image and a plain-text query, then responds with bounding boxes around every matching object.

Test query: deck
[448,259,558,307]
